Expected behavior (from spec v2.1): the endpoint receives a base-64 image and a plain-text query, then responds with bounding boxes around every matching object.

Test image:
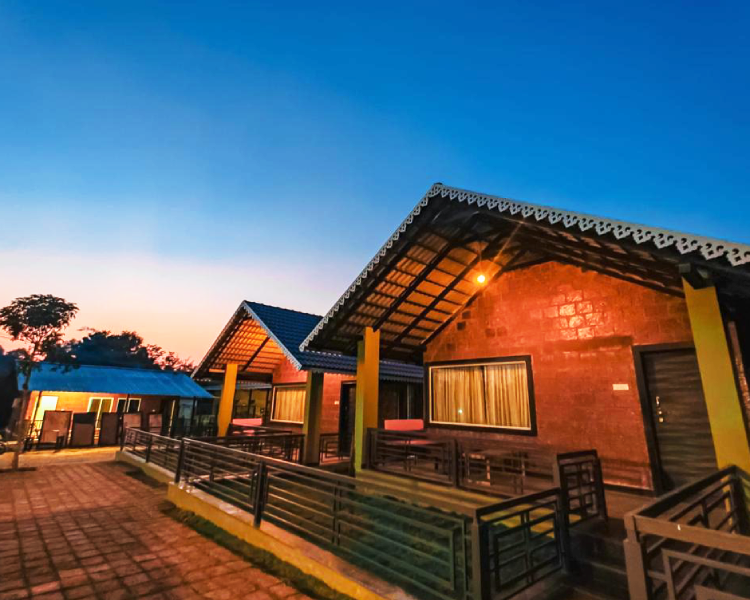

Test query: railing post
[553,454,570,530]
[253,460,268,528]
[120,426,126,451]
[450,439,460,488]
[593,453,608,521]
[145,434,153,463]
[174,439,186,484]
[623,520,651,600]
[470,513,491,600]
[555,488,573,573]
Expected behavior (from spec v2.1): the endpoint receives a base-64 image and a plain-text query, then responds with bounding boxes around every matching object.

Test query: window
[116,398,141,413]
[88,397,114,427]
[271,385,305,424]
[429,358,533,431]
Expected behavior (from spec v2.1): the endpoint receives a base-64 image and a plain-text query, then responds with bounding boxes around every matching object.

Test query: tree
[0,294,78,469]
[54,329,194,374]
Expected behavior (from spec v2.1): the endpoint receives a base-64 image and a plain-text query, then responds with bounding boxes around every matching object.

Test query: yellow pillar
[301,371,325,465]
[217,363,238,437]
[683,280,750,471]
[354,327,380,472]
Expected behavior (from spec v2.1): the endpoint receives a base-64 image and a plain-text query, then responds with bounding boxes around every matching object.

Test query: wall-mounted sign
[612,383,629,391]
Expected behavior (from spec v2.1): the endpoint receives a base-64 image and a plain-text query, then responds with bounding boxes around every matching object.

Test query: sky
[1,1,749,362]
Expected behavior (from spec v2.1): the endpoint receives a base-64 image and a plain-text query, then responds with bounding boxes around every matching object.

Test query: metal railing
[554,450,608,527]
[367,430,605,514]
[624,465,750,600]
[122,429,575,600]
[473,488,570,600]
[319,432,350,462]
[122,428,183,472]
[367,429,458,485]
[196,432,304,463]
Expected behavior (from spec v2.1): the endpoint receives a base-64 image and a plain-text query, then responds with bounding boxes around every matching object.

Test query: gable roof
[192,301,423,382]
[301,183,750,360]
[27,363,213,398]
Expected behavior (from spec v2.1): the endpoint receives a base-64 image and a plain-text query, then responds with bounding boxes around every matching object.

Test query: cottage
[192,301,423,463]
[24,363,214,445]
[300,183,750,493]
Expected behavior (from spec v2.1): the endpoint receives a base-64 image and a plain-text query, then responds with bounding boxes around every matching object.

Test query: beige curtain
[431,362,530,429]
[484,363,530,428]
[272,386,305,423]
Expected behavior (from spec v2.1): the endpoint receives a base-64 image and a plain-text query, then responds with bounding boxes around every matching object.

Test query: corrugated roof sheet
[28,363,214,398]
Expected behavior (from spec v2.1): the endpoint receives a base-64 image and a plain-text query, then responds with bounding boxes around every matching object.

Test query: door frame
[632,341,698,495]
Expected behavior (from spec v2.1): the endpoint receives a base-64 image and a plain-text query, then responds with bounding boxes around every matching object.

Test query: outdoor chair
[69,412,96,447]
[37,410,72,450]
[98,412,120,446]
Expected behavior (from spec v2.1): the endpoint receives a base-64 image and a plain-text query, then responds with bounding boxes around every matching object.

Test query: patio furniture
[98,412,120,446]
[38,410,72,450]
[69,412,96,447]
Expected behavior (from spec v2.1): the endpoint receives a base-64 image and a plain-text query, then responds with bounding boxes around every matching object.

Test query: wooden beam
[241,336,270,372]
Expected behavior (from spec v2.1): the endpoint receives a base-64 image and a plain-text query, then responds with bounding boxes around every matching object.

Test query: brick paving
[0,462,313,600]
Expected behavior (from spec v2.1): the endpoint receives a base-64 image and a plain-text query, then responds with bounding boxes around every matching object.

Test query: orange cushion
[383,419,424,431]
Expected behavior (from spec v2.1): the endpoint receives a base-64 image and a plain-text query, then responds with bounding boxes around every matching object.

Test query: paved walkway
[0,461,312,600]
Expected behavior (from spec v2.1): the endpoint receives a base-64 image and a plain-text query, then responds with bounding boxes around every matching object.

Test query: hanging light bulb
[475,240,486,284]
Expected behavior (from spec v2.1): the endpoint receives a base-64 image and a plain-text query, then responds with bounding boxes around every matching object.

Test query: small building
[25,363,214,440]
[192,301,423,463]
[301,182,750,493]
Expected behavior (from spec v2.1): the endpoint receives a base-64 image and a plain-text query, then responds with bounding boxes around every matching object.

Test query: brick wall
[424,261,694,489]
[270,357,344,433]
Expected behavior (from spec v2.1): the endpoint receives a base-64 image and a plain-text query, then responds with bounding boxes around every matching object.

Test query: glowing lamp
[476,273,486,284]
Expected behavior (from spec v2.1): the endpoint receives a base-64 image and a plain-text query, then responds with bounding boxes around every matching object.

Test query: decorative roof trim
[301,182,750,352]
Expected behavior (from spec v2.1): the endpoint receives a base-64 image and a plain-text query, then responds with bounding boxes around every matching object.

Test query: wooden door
[338,383,356,452]
[641,348,717,490]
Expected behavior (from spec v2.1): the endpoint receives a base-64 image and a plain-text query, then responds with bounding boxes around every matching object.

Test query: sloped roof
[192,301,423,382]
[301,182,750,360]
[27,363,213,398]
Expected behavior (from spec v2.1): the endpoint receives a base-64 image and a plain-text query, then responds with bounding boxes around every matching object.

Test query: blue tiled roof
[27,363,214,398]
[244,301,423,383]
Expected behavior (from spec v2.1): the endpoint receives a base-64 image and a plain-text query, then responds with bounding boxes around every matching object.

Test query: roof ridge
[244,300,323,320]
[40,362,184,375]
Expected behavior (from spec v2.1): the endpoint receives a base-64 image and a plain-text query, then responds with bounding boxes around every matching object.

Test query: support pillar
[217,363,238,437]
[683,279,750,471]
[354,327,380,473]
[301,371,324,465]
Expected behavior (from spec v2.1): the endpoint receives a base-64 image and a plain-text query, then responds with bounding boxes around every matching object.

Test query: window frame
[88,397,115,427]
[425,355,537,436]
[116,398,141,413]
[270,384,306,425]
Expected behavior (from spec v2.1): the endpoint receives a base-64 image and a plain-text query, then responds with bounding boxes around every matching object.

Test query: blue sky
[1,1,748,359]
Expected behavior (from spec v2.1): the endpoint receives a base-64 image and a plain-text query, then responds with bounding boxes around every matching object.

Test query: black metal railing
[122,430,575,600]
[624,465,750,600]
[180,437,473,600]
[473,488,570,600]
[196,432,304,463]
[122,428,183,472]
[367,429,605,514]
[367,429,458,485]
[319,432,350,462]
[554,450,607,527]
